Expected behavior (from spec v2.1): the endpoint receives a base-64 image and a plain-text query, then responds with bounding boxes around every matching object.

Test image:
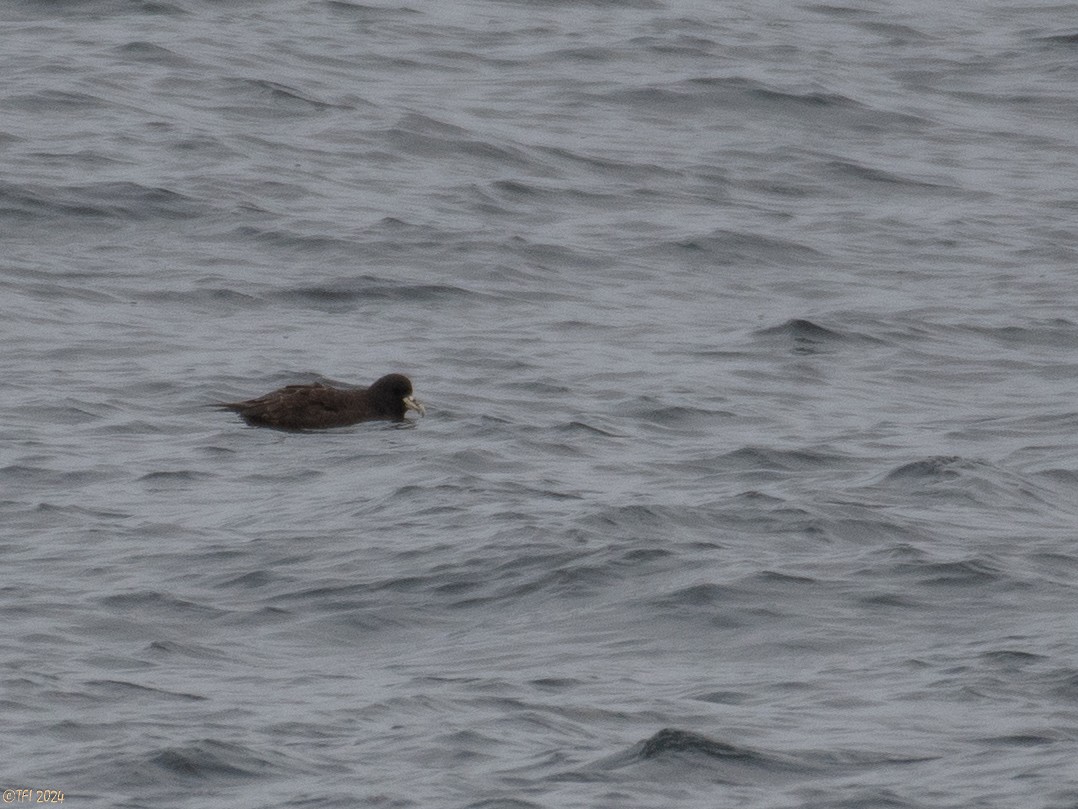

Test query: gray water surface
[3,1,1078,807]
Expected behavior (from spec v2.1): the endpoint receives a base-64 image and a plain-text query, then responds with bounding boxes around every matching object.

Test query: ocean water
[3,0,1078,806]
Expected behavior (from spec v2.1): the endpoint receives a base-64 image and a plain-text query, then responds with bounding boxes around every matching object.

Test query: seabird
[220,373,425,429]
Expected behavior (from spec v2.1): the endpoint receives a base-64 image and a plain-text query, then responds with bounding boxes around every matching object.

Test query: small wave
[979,649,1048,666]
[640,728,757,761]
[977,732,1062,747]
[559,420,627,438]
[742,80,930,128]
[28,502,130,522]
[871,456,1058,514]
[529,677,584,691]
[856,592,924,609]
[325,1,422,18]
[145,640,228,660]
[748,84,862,110]
[99,590,228,620]
[3,89,105,112]
[9,0,174,14]
[518,0,660,7]
[138,470,211,483]
[825,159,955,190]
[84,679,206,702]
[719,445,849,472]
[650,582,732,609]
[227,78,348,113]
[270,275,482,312]
[484,178,623,208]
[228,225,358,254]
[894,557,1005,587]
[633,34,721,59]
[602,75,927,130]
[752,317,890,356]
[532,144,683,183]
[690,690,750,705]
[1049,668,1078,702]
[960,318,1078,350]
[0,179,203,222]
[383,116,535,169]
[112,41,192,66]
[215,570,275,589]
[0,463,115,488]
[650,571,815,612]
[883,455,967,482]
[636,403,724,423]
[664,229,823,266]
[149,739,287,780]
[139,286,264,310]
[76,181,204,221]
[589,727,804,775]
[1036,32,1078,45]
[853,21,934,43]
[579,502,719,534]
[755,317,844,346]
[461,799,545,809]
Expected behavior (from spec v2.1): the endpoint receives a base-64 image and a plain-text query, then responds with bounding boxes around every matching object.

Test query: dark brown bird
[220,373,425,429]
